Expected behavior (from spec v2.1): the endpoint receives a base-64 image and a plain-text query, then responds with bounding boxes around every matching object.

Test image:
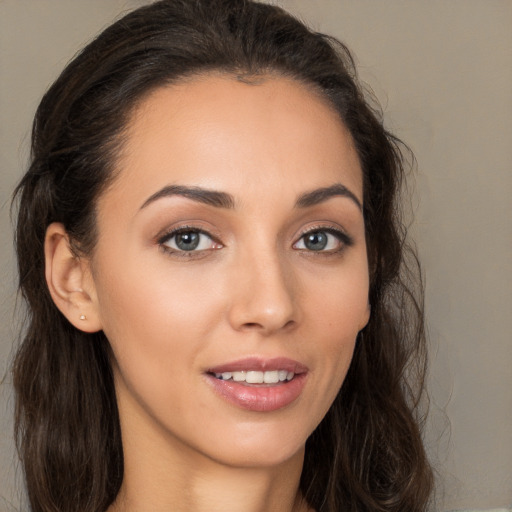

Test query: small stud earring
[79,314,87,321]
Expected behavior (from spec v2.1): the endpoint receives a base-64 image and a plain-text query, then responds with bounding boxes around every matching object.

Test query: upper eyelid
[156,225,219,245]
[296,224,351,239]
[298,224,342,234]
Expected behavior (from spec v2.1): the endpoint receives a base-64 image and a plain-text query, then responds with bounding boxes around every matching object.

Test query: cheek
[307,252,369,334]
[95,249,223,337]
[92,258,223,424]
[303,253,369,393]
[92,250,240,414]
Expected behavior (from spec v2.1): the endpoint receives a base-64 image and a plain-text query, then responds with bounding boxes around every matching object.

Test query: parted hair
[12,1,433,511]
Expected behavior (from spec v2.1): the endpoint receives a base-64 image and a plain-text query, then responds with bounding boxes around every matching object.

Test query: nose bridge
[227,238,298,334]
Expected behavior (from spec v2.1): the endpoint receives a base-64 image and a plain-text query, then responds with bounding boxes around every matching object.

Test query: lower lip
[205,373,307,412]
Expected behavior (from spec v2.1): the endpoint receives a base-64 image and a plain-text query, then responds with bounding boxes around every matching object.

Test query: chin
[211,439,306,470]
[186,415,312,469]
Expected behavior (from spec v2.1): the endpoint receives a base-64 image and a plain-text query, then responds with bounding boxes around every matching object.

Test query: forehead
[103,74,363,211]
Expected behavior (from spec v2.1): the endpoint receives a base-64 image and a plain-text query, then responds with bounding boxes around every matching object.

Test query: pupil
[305,232,327,251]
[176,232,200,251]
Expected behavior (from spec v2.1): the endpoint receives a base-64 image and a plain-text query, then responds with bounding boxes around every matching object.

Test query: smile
[206,357,308,412]
[213,370,295,383]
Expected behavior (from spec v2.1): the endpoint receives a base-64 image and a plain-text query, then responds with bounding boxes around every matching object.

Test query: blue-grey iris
[304,232,328,251]
[175,232,200,251]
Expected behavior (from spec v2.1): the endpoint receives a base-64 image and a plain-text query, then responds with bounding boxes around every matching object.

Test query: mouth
[205,357,308,412]
[210,369,295,384]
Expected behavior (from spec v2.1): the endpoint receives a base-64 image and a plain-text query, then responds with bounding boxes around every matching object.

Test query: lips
[205,357,308,412]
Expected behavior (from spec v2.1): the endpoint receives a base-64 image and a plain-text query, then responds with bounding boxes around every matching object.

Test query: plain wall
[1,1,511,510]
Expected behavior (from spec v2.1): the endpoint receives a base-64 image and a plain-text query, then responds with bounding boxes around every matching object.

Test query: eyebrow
[140,185,235,210]
[140,182,362,211]
[295,184,362,211]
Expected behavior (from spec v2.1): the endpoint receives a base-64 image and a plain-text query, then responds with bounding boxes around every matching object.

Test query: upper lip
[207,357,308,375]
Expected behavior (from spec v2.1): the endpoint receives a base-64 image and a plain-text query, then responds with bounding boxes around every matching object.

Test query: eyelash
[294,225,354,254]
[157,225,222,259]
[157,224,353,258]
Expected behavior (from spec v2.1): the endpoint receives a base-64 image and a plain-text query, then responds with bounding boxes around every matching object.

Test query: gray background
[1,1,511,510]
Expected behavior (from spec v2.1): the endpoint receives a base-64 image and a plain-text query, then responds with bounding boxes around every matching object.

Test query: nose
[227,249,299,336]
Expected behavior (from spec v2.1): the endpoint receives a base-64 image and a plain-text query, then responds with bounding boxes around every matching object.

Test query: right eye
[159,228,222,253]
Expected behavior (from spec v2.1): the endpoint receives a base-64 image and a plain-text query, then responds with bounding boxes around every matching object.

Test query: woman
[12,0,433,510]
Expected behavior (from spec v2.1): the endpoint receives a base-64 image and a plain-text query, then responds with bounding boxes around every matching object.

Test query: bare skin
[45,74,369,511]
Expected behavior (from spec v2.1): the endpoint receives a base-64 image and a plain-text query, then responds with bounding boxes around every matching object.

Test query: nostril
[242,322,263,329]
[283,320,295,330]
[241,320,296,331]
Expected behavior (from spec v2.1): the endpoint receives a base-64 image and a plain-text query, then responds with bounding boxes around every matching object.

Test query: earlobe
[44,223,102,333]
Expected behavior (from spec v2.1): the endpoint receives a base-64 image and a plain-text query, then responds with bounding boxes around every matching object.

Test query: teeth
[214,370,295,383]
[246,371,264,384]
[263,370,279,384]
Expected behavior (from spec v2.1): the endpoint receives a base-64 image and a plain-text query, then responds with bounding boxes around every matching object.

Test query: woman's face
[87,75,370,468]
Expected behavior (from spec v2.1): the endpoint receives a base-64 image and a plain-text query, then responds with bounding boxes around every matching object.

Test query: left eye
[161,230,218,252]
[293,230,344,252]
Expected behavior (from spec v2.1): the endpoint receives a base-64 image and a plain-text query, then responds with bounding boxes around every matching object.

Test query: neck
[110,447,310,512]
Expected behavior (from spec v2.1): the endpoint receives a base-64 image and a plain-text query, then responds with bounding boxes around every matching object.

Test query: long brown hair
[12,1,433,510]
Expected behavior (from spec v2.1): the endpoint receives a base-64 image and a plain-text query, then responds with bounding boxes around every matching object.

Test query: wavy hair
[12,1,433,510]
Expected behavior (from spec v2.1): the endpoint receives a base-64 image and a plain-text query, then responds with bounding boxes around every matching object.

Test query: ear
[44,223,102,333]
